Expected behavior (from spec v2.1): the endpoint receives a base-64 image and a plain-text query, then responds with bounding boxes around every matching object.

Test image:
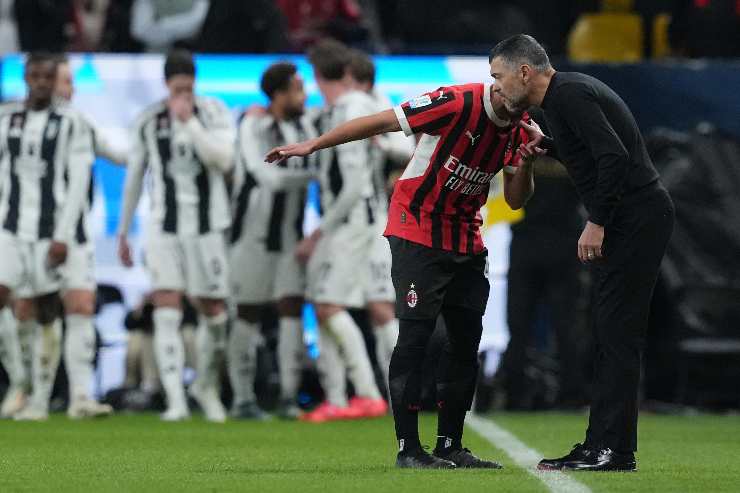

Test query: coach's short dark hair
[164,49,196,80]
[53,53,69,65]
[261,62,298,100]
[348,49,375,87]
[25,52,58,69]
[307,39,351,80]
[489,34,551,72]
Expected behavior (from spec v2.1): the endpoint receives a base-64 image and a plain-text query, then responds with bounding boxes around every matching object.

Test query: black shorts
[388,236,490,320]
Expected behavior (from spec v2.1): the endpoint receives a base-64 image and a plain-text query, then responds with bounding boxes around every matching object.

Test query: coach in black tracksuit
[489,34,674,471]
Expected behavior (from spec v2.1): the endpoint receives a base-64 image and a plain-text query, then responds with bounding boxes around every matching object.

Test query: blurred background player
[347,49,413,390]
[9,54,125,420]
[117,49,236,422]
[228,61,316,420]
[297,39,387,422]
[0,52,93,421]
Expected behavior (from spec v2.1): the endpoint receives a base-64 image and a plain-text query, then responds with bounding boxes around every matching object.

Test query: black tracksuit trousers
[584,184,674,453]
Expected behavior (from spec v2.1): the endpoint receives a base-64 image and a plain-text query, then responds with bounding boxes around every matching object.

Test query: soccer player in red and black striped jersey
[266,82,545,469]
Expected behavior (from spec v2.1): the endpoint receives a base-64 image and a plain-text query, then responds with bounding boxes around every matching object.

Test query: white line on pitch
[467,414,592,493]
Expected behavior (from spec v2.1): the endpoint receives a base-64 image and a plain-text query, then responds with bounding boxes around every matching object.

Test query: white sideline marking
[467,414,592,493]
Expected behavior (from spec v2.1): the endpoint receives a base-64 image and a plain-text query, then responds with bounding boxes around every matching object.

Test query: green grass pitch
[1,412,738,492]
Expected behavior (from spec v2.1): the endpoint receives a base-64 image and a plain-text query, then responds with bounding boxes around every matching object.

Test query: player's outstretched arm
[265,109,400,163]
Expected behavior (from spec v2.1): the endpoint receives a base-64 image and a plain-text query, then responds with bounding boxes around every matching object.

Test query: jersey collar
[484,84,511,128]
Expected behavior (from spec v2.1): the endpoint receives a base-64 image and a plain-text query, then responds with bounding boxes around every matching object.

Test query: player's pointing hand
[265,139,318,163]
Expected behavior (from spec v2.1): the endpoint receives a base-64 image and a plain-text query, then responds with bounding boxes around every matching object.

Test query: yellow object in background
[568,13,644,62]
[484,193,524,228]
[652,13,672,59]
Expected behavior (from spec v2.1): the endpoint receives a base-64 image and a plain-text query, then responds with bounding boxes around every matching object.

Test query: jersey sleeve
[188,98,236,172]
[393,87,460,137]
[118,113,150,236]
[53,114,94,243]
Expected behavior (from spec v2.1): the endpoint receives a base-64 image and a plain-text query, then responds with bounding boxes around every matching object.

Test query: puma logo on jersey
[465,131,480,146]
[435,90,448,101]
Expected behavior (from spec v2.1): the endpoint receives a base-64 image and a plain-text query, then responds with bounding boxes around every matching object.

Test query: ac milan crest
[406,283,418,308]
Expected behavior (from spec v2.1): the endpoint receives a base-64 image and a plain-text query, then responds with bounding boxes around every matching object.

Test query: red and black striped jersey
[385,83,529,254]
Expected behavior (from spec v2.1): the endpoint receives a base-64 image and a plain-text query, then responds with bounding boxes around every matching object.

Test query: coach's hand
[265,139,317,164]
[118,235,134,268]
[47,241,68,268]
[578,221,604,263]
[517,120,546,161]
[295,229,322,265]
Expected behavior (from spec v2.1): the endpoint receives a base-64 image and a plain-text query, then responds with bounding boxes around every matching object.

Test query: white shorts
[0,230,61,298]
[144,231,229,299]
[307,224,374,308]
[365,233,394,303]
[230,236,305,304]
[62,242,96,292]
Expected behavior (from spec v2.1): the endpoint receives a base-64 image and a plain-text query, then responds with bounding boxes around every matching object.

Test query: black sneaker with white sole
[396,447,457,469]
[434,447,503,469]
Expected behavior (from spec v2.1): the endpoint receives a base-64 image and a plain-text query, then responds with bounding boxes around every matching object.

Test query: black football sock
[435,406,466,452]
[435,306,483,453]
[395,408,421,454]
[390,318,436,455]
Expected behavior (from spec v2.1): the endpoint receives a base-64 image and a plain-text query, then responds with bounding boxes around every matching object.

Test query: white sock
[277,316,304,402]
[374,318,399,392]
[64,314,96,403]
[316,326,347,408]
[140,332,159,394]
[227,318,261,405]
[29,319,62,410]
[153,307,187,411]
[17,318,36,388]
[195,312,227,390]
[0,308,27,389]
[325,311,381,400]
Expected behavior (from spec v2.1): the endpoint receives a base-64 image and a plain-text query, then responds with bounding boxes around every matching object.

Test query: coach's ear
[520,64,534,85]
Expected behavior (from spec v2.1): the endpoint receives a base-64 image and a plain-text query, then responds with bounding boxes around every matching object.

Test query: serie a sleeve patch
[408,95,432,109]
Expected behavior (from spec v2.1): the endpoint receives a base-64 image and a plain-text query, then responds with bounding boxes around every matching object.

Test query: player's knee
[13,298,35,321]
[314,304,342,324]
[367,301,395,326]
[35,293,63,324]
[198,297,226,318]
[152,290,182,309]
[277,297,303,318]
[0,285,11,310]
[442,306,483,357]
[237,304,262,324]
[63,290,95,316]
[393,318,436,357]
